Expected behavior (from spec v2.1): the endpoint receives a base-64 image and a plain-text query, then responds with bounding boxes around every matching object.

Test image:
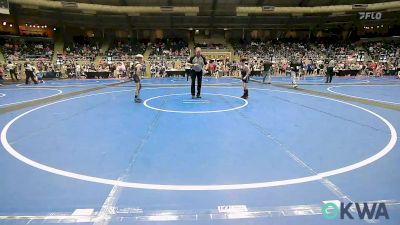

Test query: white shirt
[191,56,205,72]
[6,63,14,70]
[25,64,33,71]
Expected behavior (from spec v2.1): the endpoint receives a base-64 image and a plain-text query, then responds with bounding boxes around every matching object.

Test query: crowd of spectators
[0,37,53,61]
[317,41,399,75]
[59,60,147,79]
[63,36,100,61]
[233,39,400,76]
[233,40,324,75]
[148,38,189,77]
[150,38,189,60]
[2,36,400,81]
[363,41,400,62]
[106,39,146,62]
[195,42,227,50]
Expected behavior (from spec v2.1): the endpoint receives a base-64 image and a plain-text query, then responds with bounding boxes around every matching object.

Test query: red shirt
[210,63,215,71]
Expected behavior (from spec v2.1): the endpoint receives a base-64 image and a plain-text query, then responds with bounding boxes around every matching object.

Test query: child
[36,68,44,83]
[133,54,144,103]
[240,58,250,99]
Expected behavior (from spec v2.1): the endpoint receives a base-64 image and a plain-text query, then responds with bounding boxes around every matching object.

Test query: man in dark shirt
[291,60,302,88]
[225,58,232,76]
[262,60,273,84]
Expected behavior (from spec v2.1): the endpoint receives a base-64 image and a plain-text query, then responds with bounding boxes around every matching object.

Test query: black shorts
[242,77,249,83]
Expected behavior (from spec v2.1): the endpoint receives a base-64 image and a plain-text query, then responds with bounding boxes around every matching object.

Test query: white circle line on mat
[327,85,400,105]
[0,87,397,190]
[15,80,122,88]
[0,88,63,107]
[252,78,370,85]
[143,93,248,113]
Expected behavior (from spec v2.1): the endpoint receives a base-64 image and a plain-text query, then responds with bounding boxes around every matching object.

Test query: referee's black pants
[25,70,38,84]
[191,71,202,96]
[326,67,334,83]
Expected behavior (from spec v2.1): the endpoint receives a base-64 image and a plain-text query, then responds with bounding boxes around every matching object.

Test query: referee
[326,59,335,83]
[24,60,38,85]
[189,47,207,99]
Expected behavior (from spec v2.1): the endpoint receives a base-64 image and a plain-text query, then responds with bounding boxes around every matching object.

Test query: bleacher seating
[106,39,146,62]
[0,36,53,61]
[63,36,100,61]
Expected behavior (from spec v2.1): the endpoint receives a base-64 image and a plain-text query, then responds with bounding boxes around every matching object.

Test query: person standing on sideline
[7,61,18,81]
[291,59,303,88]
[184,58,191,81]
[133,54,144,103]
[262,60,273,84]
[189,47,207,99]
[75,63,81,79]
[225,59,232,76]
[326,58,335,83]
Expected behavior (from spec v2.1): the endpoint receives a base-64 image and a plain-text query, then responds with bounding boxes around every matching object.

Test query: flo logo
[359,12,382,20]
[322,202,389,220]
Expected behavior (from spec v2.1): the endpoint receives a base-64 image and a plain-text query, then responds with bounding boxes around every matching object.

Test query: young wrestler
[240,58,251,99]
[133,54,144,103]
